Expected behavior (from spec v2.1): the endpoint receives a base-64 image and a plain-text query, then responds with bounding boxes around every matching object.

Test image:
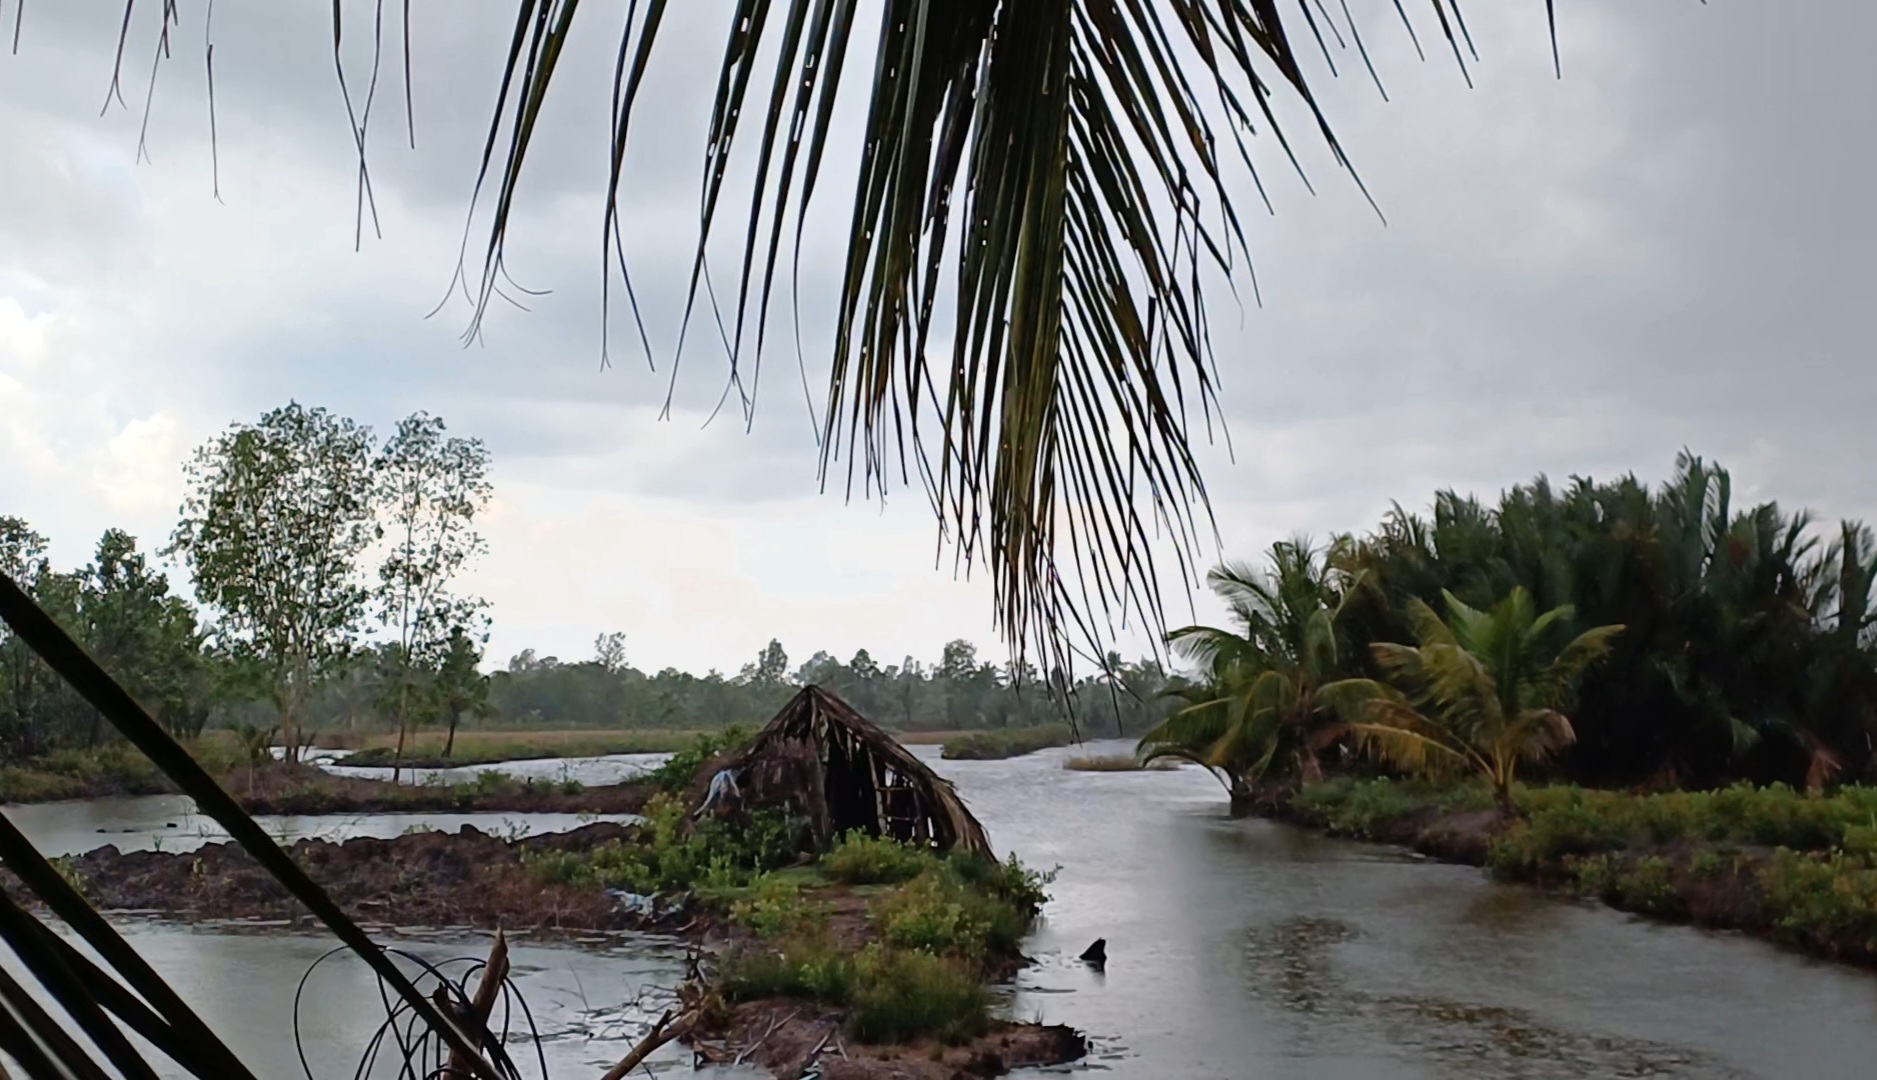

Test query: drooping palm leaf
[436,0,1562,678]
[0,570,506,1080]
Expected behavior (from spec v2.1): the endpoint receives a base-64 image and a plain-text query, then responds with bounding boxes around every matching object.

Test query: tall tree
[434,626,493,758]
[170,403,380,761]
[1141,542,1363,794]
[79,530,208,742]
[375,412,492,776]
[0,517,53,754]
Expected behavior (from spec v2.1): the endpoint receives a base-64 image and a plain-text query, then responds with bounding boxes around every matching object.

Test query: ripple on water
[1238,914,1734,1079]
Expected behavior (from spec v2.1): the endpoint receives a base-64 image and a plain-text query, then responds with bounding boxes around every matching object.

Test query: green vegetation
[1333,588,1622,812]
[0,738,248,803]
[940,724,1073,761]
[519,799,1052,1045]
[646,727,754,793]
[1146,455,1877,800]
[1296,777,1877,964]
[716,842,1051,1045]
[1142,543,1363,794]
[522,794,801,895]
[1062,754,1178,772]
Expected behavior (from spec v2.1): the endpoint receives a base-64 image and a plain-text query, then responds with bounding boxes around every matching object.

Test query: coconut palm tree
[1139,541,1363,800]
[1327,587,1622,814]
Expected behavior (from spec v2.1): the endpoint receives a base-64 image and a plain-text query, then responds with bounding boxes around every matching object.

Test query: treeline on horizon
[0,520,1179,752]
[1149,452,1877,795]
[0,403,1178,761]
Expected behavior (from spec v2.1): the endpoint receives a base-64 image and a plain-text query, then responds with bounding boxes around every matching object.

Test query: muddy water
[932,740,1877,1079]
[10,741,1877,1077]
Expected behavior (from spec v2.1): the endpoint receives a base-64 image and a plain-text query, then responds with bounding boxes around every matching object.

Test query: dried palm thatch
[708,686,992,859]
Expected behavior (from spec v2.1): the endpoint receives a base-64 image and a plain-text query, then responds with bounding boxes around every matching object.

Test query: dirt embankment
[697,999,1085,1080]
[231,763,656,816]
[17,824,1086,1079]
[17,822,670,933]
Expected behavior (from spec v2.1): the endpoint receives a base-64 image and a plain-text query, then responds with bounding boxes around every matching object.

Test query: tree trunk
[1227,773,1256,818]
[275,681,299,765]
[444,710,459,758]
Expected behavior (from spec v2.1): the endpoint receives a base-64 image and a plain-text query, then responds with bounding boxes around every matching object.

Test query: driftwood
[443,932,510,1079]
[601,1007,700,1080]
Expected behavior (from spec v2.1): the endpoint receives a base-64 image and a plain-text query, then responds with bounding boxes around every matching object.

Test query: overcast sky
[1,2,1871,676]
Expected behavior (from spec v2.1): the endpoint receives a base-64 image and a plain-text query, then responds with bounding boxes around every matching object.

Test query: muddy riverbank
[18,820,1085,1079]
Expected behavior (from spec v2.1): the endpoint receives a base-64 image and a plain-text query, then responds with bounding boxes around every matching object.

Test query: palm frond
[0,571,503,1079]
[438,0,1551,679]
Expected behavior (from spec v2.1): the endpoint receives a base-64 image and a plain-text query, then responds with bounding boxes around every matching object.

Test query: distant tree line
[1,402,1179,762]
[481,635,1180,736]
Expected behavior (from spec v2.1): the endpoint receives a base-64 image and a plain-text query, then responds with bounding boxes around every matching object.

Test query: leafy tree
[1140,542,1362,795]
[79,530,209,741]
[745,639,791,688]
[1331,588,1623,813]
[374,412,492,774]
[434,626,493,758]
[0,517,54,754]
[169,403,379,760]
[594,632,629,674]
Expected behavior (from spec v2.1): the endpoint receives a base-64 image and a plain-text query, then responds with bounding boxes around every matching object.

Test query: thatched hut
[701,685,993,859]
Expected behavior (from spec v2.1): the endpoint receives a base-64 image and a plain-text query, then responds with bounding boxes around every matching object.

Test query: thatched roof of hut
[710,685,993,859]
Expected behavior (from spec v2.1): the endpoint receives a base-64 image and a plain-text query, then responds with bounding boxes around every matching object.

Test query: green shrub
[847,946,989,1045]
[939,724,1072,761]
[731,875,831,939]
[522,794,803,895]
[1611,855,1681,916]
[872,859,1043,959]
[1758,848,1877,949]
[648,726,751,793]
[823,831,937,885]
[719,935,856,1004]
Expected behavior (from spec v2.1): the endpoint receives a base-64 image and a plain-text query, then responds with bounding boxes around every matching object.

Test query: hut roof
[718,685,993,859]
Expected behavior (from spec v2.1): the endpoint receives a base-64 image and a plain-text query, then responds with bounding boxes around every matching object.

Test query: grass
[716,842,1052,1045]
[0,737,248,804]
[331,728,705,767]
[1061,754,1179,772]
[939,724,1073,761]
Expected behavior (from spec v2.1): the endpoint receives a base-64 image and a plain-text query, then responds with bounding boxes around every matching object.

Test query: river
[8,740,1877,1078]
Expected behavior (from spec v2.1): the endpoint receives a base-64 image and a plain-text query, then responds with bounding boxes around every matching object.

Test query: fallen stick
[601,1007,700,1080]
[445,931,510,1079]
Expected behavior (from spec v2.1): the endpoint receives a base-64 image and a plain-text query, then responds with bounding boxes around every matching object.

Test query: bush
[522,794,803,895]
[719,935,856,1004]
[731,875,831,940]
[1757,848,1877,950]
[847,946,989,1045]
[872,858,1045,959]
[823,831,937,886]
[648,726,751,793]
[939,724,1072,761]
